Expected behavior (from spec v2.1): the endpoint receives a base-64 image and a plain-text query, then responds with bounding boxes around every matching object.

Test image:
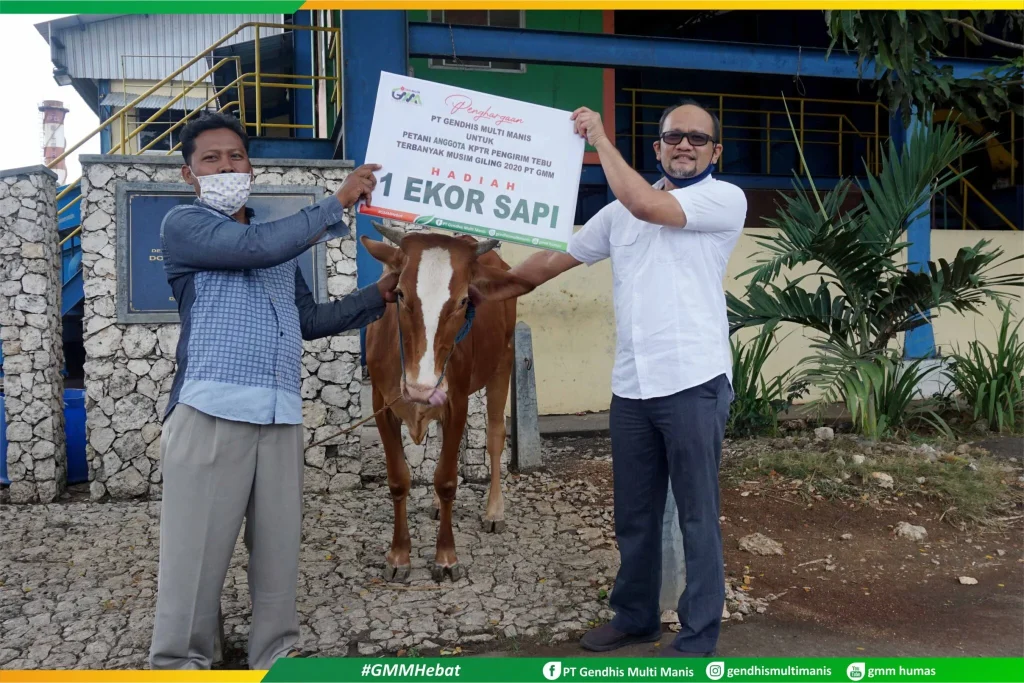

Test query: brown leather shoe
[580,623,661,652]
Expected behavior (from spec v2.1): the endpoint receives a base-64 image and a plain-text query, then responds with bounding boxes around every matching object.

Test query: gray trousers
[149,404,305,670]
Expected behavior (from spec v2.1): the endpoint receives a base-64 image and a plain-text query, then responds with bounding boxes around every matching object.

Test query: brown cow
[360,222,535,582]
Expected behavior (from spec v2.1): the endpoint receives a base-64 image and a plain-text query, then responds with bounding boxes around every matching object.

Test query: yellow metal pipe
[717,95,724,172]
[727,137,840,145]
[1012,115,1016,187]
[48,23,260,169]
[134,75,245,153]
[874,103,880,175]
[138,93,242,155]
[839,114,866,137]
[334,31,342,119]
[255,123,317,129]
[636,120,854,137]
[135,74,246,153]
[961,180,968,231]
[58,227,81,247]
[960,175,1018,231]
[49,22,341,170]
[798,99,805,175]
[620,87,882,109]
[55,178,81,203]
[838,116,843,176]
[127,58,235,145]
[161,100,241,156]
[630,89,637,168]
[238,71,247,133]
[56,193,82,217]
[240,81,315,91]
[632,101,857,120]
[255,26,262,136]
[244,72,336,81]
[632,131,839,146]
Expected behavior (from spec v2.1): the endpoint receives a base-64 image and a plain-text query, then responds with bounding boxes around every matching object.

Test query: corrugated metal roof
[42,14,285,82]
[99,92,213,112]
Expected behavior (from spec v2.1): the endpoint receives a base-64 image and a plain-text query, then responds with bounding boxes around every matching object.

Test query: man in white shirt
[510,101,747,657]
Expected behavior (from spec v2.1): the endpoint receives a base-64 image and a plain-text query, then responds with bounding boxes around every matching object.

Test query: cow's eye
[460,297,469,308]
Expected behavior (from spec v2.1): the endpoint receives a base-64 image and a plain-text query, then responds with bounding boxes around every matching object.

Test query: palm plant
[728,322,807,437]
[944,305,1024,433]
[727,109,1024,435]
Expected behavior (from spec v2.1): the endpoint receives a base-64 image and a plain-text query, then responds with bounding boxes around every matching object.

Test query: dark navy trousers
[608,373,731,653]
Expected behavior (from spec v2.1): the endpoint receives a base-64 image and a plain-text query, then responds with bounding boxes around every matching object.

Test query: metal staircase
[42,19,345,330]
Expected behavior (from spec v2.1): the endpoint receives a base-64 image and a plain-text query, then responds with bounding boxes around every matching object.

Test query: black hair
[179,111,250,166]
[659,99,721,142]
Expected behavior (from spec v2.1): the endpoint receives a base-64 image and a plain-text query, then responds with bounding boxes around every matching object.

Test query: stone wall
[77,156,363,500]
[0,165,67,504]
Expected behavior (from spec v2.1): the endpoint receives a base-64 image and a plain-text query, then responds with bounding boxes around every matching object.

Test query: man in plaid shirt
[149,112,396,669]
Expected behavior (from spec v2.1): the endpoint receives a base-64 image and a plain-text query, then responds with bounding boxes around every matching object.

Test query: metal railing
[621,87,1019,231]
[49,21,342,245]
[621,87,887,177]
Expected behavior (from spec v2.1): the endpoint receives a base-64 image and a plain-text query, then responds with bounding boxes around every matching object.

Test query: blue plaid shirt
[160,195,385,425]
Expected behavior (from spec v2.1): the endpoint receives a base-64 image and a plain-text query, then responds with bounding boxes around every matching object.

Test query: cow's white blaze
[413,247,454,387]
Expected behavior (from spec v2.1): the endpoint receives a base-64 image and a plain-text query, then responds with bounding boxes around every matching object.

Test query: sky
[0,14,102,183]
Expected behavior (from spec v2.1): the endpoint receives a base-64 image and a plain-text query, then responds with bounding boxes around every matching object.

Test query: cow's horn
[371,221,408,247]
[475,238,500,256]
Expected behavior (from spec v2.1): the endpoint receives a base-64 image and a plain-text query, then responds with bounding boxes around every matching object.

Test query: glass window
[426,10,526,73]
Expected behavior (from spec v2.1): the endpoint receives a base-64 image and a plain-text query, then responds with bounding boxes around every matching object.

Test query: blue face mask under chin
[657,161,714,188]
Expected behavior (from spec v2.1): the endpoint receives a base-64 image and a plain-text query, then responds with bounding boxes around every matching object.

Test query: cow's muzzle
[402,379,448,407]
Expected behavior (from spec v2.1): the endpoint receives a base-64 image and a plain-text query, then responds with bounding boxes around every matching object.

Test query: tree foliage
[825,11,1024,123]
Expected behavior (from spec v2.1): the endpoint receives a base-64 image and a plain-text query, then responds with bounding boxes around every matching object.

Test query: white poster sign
[359,71,585,252]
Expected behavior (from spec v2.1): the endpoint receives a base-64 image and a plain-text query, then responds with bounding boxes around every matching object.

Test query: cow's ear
[360,235,404,271]
[470,262,535,302]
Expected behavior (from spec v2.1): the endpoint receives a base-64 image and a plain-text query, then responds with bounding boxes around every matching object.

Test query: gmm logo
[392,86,422,105]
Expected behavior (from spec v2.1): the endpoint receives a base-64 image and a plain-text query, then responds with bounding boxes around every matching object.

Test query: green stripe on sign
[416,217,567,253]
[2,0,302,12]
[262,657,1024,682]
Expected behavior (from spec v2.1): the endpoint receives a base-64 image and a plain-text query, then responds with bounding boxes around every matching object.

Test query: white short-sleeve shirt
[568,175,747,400]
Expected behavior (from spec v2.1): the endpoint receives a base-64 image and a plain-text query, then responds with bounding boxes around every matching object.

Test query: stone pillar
[660,483,687,612]
[0,165,67,504]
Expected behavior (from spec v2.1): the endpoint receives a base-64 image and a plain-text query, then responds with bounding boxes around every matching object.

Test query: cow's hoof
[383,563,411,583]
[481,517,506,534]
[431,563,465,583]
[430,506,440,521]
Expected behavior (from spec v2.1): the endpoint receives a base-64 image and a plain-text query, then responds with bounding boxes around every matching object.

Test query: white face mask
[190,169,251,215]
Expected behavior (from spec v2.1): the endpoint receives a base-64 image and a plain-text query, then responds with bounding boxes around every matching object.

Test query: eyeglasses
[660,130,715,147]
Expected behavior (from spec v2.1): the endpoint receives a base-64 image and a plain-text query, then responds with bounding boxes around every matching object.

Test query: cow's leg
[376,396,412,583]
[432,406,467,582]
[482,343,513,533]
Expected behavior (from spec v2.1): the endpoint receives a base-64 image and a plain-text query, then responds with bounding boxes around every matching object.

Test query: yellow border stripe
[0,672,266,682]
[300,1,1024,10]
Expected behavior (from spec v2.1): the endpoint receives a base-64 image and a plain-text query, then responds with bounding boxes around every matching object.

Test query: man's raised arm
[509,250,582,288]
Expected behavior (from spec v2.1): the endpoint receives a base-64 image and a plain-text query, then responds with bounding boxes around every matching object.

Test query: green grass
[495,635,521,654]
[728,449,1018,524]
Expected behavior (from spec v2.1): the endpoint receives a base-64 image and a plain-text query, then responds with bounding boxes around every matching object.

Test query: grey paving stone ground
[0,443,616,669]
[0,438,769,669]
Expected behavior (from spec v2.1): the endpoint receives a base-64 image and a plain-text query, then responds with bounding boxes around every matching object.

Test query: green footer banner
[262,658,1024,683]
